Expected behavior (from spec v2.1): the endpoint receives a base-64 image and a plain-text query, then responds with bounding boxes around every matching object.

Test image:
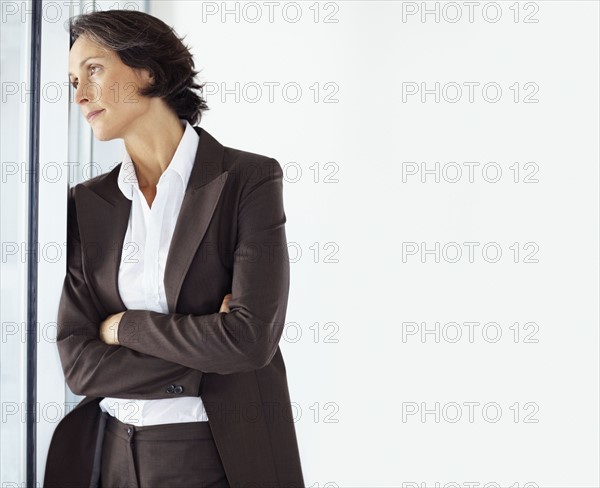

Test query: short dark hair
[69,9,208,125]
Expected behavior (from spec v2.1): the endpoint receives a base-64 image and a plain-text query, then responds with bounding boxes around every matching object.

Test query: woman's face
[68,35,154,141]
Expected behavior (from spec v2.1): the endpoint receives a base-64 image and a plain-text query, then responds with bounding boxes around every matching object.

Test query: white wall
[147,1,599,486]
[36,3,73,482]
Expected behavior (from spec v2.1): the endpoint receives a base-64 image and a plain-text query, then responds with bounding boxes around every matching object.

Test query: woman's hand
[99,311,125,345]
[220,293,232,313]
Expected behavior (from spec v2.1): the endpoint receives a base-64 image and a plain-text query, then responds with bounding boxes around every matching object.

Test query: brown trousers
[99,412,230,488]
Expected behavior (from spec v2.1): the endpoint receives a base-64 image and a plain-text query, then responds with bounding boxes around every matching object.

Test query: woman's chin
[91,126,114,142]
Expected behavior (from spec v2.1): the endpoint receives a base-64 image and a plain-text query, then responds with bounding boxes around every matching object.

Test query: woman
[44,9,304,488]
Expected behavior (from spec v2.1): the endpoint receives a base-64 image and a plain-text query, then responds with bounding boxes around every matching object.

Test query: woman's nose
[74,81,100,105]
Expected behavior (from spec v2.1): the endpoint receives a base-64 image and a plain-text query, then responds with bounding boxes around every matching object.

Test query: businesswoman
[44,9,304,488]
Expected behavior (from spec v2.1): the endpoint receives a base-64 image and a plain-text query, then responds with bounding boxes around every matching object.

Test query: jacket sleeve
[56,186,204,399]
[117,157,290,374]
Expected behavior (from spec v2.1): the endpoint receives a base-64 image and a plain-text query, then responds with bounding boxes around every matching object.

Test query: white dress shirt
[99,119,209,426]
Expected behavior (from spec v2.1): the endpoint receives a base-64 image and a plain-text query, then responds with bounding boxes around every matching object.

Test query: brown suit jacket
[43,126,304,488]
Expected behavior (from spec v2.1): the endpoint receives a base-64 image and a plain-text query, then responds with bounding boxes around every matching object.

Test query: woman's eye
[70,66,99,88]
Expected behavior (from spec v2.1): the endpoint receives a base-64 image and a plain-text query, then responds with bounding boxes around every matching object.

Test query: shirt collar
[117,119,199,200]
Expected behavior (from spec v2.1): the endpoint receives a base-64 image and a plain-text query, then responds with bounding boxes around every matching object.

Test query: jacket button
[127,427,133,437]
[174,385,183,394]
[166,384,176,394]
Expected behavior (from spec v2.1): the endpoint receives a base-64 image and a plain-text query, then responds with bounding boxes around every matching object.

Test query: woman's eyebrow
[68,56,107,77]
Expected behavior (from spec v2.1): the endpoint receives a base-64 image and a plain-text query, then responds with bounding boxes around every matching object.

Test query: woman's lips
[87,109,104,121]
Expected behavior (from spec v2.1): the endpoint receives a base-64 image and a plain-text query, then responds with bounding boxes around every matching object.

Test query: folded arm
[117,158,291,374]
[57,186,204,399]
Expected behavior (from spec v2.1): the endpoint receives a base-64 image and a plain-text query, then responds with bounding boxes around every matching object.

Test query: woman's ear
[134,67,155,89]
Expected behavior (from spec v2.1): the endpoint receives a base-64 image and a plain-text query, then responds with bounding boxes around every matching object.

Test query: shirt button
[127,427,133,437]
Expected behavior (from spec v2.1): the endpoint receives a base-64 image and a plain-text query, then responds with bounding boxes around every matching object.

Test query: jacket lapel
[164,135,228,312]
[77,126,227,316]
